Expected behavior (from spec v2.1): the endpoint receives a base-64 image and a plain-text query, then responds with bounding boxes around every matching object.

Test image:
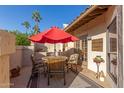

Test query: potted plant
[93,56,104,79]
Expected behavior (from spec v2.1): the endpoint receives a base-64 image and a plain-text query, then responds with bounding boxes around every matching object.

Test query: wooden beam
[84,15,99,20]
[98,5,111,9]
[92,8,108,13]
[88,12,104,16]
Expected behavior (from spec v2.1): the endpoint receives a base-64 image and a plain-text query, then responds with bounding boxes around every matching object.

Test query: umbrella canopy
[29,26,79,43]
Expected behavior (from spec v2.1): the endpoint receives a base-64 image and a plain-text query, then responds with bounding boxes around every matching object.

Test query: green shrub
[9,30,31,46]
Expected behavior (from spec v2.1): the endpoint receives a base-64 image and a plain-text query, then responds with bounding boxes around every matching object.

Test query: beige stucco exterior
[0,30,15,88]
[65,6,124,87]
[66,6,117,75]
[88,6,117,75]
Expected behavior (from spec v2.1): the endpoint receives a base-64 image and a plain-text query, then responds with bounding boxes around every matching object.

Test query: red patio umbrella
[29,26,79,43]
[29,26,79,53]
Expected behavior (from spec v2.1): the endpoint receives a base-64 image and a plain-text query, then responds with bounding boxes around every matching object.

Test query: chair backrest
[31,54,35,67]
[47,58,65,72]
[47,52,55,56]
[68,54,79,64]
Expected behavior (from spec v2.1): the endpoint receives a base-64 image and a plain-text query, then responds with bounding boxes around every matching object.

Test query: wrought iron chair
[31,54,46,71]
[47,52,55,56]
[67,54,79,72]
[47,58,66,85]
[27,54,47,87]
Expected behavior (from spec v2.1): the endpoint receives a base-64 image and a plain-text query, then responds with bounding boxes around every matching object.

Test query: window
[74,41,80,53]
[108,18,117,84]
[76,41,80,49]
[63,43,68,51]
[79,35,88,62]
[92,38,103,51]
[110,38,117,52]
[82,39,87,61]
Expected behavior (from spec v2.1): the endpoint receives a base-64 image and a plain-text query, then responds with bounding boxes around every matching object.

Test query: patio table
[42,56,68,85]
[42,56,68,63]
[42,56,68,73]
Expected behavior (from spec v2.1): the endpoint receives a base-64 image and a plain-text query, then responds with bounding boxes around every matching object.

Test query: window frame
[107,17,118,84]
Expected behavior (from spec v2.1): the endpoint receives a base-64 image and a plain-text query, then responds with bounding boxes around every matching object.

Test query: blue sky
[0,5,89,33]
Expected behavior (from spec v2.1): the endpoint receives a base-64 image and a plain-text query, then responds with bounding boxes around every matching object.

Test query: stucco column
[116,5,123,88]
[0,30,15,88]
[0,56,10,87]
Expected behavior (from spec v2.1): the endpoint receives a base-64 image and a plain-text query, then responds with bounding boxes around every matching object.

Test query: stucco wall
[75,6,121,87]
[67,6,117,76]
[10,46,34,69]
[10,46,23,70]
[88,6,117,74]
[68,10,108,75]
[87,23,107,74]
[10,42,62,70]
[87,6,117,76]
[22,46,34,67]
[10,45,48,69]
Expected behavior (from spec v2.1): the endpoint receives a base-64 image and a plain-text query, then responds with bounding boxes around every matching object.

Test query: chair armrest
[35,59,42,61]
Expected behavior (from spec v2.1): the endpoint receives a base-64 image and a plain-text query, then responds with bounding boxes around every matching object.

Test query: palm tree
[33,25,40,34]
[22,21,31,35]
[32,10,42,34]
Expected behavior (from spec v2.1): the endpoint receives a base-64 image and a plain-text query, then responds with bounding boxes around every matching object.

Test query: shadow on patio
[28,69,101,88]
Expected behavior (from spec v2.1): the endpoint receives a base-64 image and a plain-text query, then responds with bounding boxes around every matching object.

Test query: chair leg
[64,73,66,85]
[66,63,69,72]
[27,74,32,88]
[48,73,50,85]
[71,64,72,69]
[76,64,77,72]
[43,65,47,77]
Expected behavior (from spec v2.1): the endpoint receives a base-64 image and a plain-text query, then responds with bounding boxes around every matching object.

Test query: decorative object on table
[93,56,104,79]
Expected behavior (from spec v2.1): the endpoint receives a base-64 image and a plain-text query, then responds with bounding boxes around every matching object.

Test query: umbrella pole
[54,44,56,56]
